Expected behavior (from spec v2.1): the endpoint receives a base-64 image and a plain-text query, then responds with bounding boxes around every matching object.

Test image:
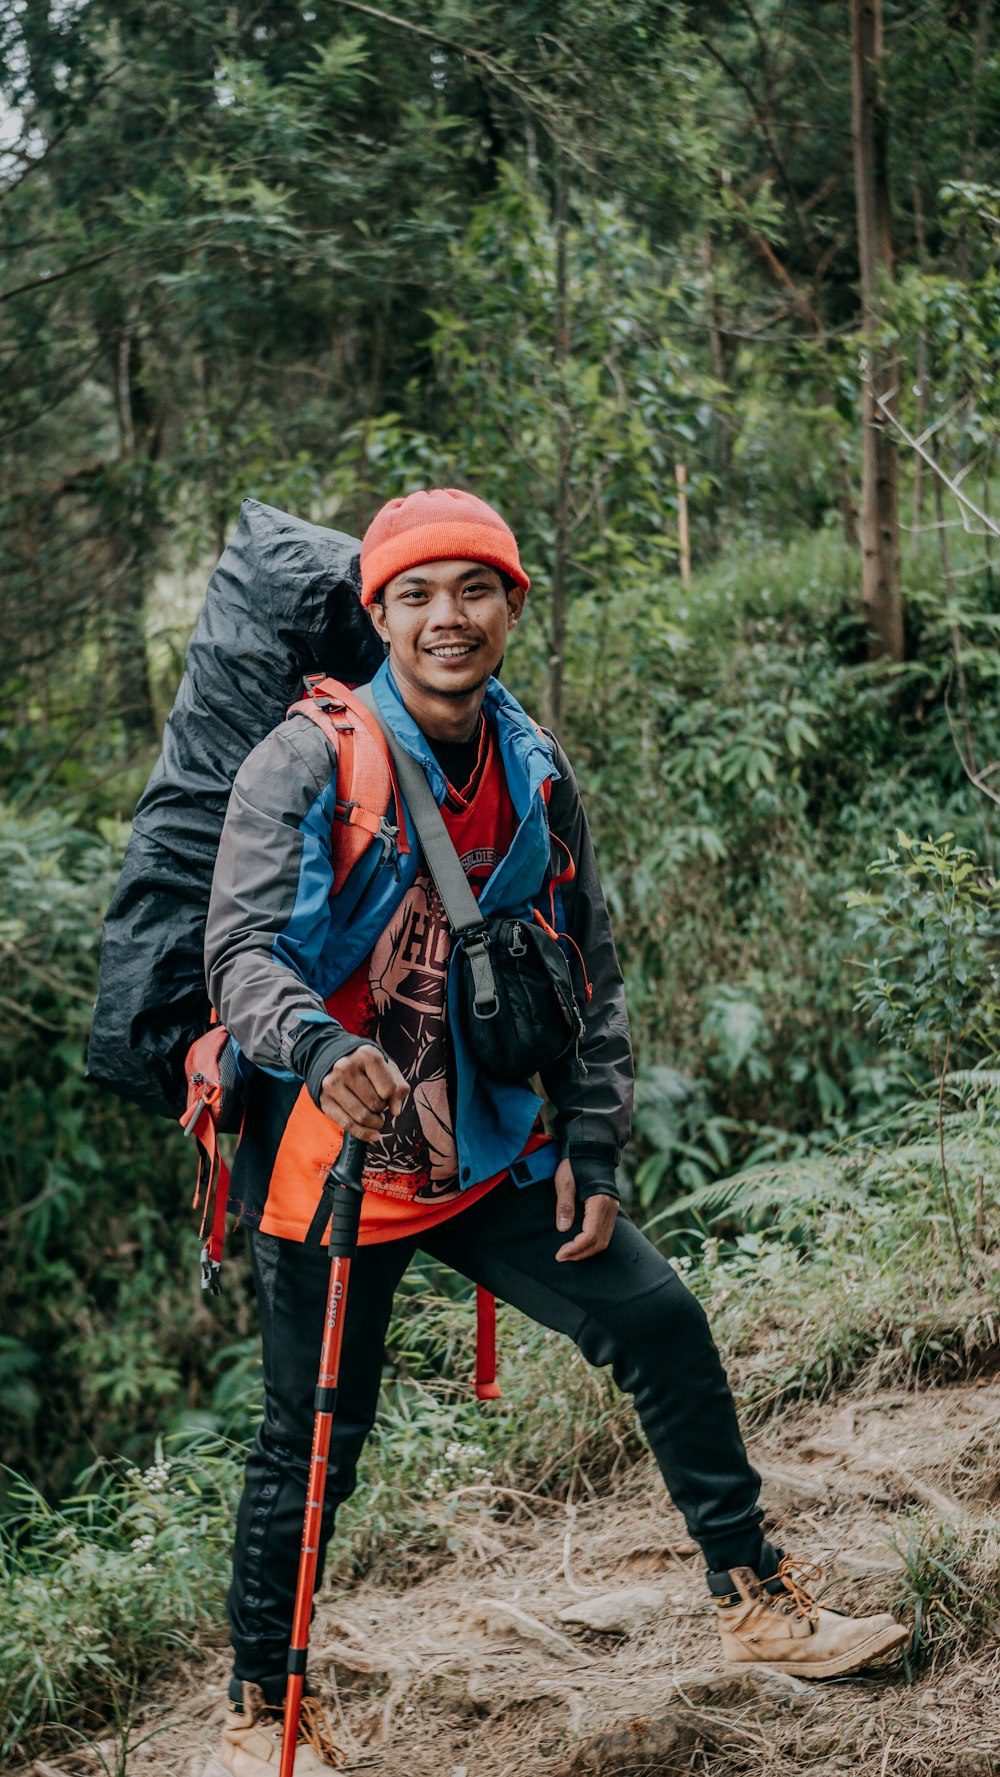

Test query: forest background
[2,0,1000,1762]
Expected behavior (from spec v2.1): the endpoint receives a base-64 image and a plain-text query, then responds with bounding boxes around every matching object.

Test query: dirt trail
[67,1379,1000,1777]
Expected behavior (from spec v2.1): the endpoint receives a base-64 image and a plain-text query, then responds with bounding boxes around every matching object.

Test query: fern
[669,1157,850,1224]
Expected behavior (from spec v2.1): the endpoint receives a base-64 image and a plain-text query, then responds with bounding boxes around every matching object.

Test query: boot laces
[298,1695,347,1767]
[259,1696,346,1768]
[773,1555,823,1623]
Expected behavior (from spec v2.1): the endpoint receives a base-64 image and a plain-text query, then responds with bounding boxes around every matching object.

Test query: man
[203,488,907,1775]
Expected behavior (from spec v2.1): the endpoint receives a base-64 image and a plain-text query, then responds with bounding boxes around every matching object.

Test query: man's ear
[369,597,389,644]
[506,584,527,626]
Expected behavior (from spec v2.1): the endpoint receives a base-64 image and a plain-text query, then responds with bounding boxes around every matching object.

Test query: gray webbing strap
[354,684,499,1018]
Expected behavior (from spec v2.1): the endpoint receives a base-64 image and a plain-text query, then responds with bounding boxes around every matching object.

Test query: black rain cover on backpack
[86,499,384,1119]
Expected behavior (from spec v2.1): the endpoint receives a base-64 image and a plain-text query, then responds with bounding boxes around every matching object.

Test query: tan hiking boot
[202,1682,345,1775]
[716,1556,910,1680]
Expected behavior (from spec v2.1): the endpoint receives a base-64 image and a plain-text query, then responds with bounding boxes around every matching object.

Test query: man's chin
[419,666,495,700]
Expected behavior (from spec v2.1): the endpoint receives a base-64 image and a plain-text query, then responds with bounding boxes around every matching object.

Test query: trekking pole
[280,1132,367,1777]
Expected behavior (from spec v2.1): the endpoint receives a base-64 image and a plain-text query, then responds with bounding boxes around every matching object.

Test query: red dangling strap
[181,1094,231,1296]
[474,1285,501,1400]
[532,906,593,1001]
[195,1145,231,1291]
[204,1147,231,1267]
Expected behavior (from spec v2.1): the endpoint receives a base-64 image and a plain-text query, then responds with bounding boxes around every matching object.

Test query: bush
[0,1438,238,1764]
[0,800,257,1495]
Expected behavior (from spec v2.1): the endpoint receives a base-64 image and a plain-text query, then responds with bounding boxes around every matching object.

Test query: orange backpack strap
[291,677,410,892]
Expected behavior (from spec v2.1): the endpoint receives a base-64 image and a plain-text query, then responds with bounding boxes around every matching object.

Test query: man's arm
[204,715,375,1095]
[540,733,633,1201]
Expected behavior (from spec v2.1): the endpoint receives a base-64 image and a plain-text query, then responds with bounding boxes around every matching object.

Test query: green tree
[403,166,714,727]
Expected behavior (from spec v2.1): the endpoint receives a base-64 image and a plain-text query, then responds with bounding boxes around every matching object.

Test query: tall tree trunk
[910,166,928,550]
[703,234,732,549]
[851,0,903,661]
[547,167,571,734]
[105,315,158,738]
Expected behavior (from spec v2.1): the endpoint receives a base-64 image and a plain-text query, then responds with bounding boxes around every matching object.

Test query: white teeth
[428,645,475,657]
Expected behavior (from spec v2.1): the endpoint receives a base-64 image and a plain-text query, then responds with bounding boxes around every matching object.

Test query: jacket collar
[370,659,558,814]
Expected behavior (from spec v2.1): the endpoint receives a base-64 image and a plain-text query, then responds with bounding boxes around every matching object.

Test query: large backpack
[86,500,383,1117]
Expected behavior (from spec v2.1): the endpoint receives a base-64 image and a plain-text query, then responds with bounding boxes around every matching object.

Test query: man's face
[370,558,526,703]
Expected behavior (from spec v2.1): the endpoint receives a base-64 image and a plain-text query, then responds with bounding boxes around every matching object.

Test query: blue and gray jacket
[205,660,632,1216]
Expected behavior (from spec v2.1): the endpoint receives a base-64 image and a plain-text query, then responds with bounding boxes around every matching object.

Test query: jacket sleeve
[204,714,355,1076]
[539,733,633,1173]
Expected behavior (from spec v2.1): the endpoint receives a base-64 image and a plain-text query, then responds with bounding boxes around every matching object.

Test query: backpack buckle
[375,815,401,880]
[200,1243,222,1296]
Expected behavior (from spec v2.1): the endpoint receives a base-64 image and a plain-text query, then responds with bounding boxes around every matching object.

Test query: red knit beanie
[359,487,529,607]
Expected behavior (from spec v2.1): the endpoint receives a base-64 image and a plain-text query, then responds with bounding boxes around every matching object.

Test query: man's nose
[427,591,470,626]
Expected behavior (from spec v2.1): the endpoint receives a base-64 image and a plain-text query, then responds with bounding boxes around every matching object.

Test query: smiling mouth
[425,643,479,659]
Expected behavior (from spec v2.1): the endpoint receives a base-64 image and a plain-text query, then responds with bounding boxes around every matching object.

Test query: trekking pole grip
[326,1132,366,1257]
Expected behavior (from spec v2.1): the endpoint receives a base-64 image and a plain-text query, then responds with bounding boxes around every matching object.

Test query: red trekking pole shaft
[280,1133,367,1777]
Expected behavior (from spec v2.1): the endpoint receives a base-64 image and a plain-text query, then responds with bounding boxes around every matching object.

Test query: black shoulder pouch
[351,684,586,1087]
[455,915,584,1084]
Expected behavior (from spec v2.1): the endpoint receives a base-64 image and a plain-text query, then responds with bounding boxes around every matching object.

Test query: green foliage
[579,550,996,1196]
[631,1064,736,1209]
[680,1106,1000,1419]
[0,799,256,1494]
[848,832,1000,1076]
[894,177,1000,443]
[0,1439,238,1762]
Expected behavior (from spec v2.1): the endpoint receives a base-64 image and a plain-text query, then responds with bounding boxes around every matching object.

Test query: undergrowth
[4,1100,999,1761]
[674,1100,1000,1422]
[0,1439,239,1762]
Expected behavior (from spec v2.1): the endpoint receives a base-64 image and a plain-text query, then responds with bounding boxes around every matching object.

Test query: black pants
[229,1176,766,1682]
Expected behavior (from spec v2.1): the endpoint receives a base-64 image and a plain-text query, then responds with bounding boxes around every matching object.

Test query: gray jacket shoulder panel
[205,714,346,1074]
[228,712,340,822]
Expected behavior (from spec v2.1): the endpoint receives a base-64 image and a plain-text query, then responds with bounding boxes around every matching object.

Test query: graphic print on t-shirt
[363,851,498,1203]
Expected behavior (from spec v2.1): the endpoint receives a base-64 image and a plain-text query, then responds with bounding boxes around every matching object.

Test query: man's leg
[227,1228,414,1695]
[424,1178,908,1676]
[422,1177,768,1572]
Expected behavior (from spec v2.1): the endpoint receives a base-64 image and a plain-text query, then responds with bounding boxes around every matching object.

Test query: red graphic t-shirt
[258,721,549,1245]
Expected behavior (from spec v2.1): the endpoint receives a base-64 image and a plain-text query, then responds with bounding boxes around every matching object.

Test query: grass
[663,1094,1000,1392]
[891,1514,1000,1669]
